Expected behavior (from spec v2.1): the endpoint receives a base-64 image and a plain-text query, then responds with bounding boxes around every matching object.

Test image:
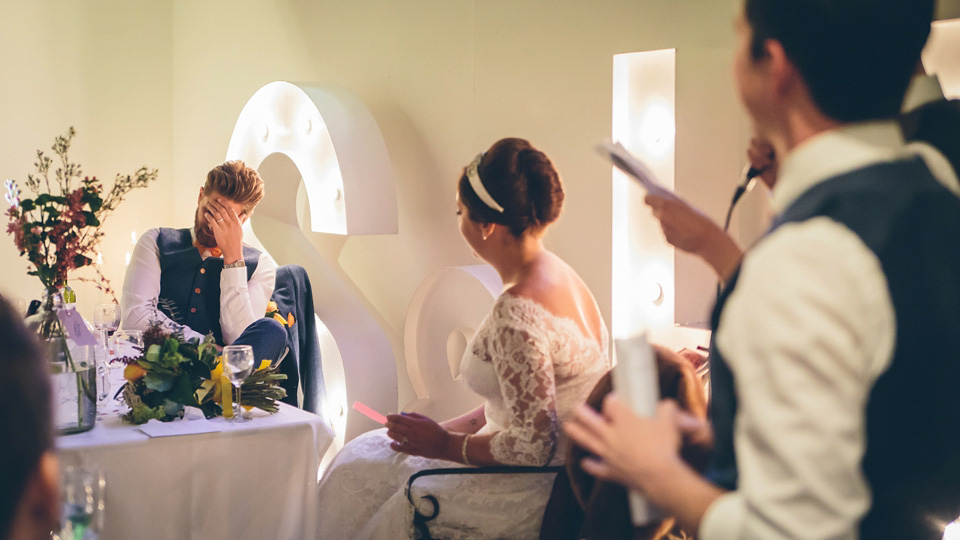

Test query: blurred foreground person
[0,297,60,540]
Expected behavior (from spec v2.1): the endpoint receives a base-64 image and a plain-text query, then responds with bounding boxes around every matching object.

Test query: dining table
[56,386,334,540]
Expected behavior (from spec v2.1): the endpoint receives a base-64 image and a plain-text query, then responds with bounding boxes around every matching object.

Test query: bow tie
[196,243,222,258]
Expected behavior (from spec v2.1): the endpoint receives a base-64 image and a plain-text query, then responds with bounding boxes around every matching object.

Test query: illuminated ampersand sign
[403,265,501,420]
[226,81,398,445]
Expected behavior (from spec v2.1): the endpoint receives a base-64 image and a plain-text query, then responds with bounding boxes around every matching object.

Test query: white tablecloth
[57,401,333,540]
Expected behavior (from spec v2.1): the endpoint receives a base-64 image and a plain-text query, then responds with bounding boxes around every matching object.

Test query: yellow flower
[287,313,295,326]
[266,300,278,314]
[273,312,287,326]
[124,364,147,381]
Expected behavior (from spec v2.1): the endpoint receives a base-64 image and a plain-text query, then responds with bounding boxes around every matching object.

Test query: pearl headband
[466,153,504,213]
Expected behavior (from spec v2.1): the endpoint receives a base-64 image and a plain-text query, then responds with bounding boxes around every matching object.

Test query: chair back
[270,264,325,414]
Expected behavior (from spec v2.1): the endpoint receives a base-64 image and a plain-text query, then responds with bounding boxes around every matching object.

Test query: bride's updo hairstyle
[458,137,564,237]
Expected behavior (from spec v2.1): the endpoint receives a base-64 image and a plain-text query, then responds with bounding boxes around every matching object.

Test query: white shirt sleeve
[699,218,895,540]
[219,250,277,345]
[119,228,205,341]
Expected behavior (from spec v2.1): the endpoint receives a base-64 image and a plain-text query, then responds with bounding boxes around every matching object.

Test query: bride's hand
[386,412,455,460]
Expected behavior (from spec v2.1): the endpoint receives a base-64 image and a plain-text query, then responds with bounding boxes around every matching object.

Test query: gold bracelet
[461,434,473,466]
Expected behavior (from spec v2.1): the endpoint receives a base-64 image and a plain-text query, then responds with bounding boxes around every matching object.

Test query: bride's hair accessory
[466,153,504,213]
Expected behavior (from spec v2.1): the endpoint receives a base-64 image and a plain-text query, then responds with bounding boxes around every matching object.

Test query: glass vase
[26,288,97,435]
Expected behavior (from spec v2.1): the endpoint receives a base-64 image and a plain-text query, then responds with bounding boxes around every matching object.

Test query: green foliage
[119,324,287,424]
[4,127,158,298]
[129,401,168,424]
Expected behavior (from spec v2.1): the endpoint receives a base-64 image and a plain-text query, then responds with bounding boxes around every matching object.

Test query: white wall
[0,1,174,317]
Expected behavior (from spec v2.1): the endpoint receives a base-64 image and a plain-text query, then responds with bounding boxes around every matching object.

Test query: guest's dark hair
[745,0,933,122]
[0,297,53,539]
[458,138,564,237]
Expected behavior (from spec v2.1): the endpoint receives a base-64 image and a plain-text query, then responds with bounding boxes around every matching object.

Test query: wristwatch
[223,260,246,269]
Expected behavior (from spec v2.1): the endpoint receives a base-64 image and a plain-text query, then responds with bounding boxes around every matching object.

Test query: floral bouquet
[5,127,158,299]
[117,324,287,424]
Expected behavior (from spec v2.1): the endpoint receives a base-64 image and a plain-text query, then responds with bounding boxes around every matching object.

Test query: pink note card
[57,308,97,346]
[353,401,387,425]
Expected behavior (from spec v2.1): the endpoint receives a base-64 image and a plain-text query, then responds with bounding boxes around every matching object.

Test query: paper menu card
[613,332,662,526]
[595,140,672,197]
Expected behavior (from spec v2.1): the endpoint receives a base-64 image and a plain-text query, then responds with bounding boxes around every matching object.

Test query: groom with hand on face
[120,160,285,364]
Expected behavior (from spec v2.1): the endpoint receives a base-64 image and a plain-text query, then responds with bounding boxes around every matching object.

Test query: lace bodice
[461,293,610,466]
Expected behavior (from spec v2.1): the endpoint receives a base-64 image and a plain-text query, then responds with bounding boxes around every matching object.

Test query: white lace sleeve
[487,320,559,466]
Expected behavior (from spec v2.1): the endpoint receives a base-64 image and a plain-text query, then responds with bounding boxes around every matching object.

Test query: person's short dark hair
[458,137,565,237]
[745,0,934,122]
[0,297,53,539]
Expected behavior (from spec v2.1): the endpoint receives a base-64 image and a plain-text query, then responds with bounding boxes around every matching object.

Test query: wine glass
[111,329,143,359]
[56,466,106,540]
[93,303,120,353]
[223,345,254,423]
[100,330,143,408]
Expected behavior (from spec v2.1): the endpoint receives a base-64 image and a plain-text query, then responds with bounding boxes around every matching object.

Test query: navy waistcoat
[156,228,261,345]
[707,158,960,539]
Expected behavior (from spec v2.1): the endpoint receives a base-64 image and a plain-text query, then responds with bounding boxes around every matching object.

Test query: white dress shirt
[119,227,277,345]
[699,121,948,540]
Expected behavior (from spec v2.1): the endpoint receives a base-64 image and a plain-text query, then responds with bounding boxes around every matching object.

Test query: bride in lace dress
[316,138,610,540]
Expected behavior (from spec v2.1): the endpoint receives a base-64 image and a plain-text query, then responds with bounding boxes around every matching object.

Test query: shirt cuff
[699,491,745,540]
[220,266,249,289]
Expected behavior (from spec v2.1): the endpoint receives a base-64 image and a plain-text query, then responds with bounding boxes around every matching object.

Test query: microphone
[717,163,766,300]
[725,163,765,231]
[745,165,766,182]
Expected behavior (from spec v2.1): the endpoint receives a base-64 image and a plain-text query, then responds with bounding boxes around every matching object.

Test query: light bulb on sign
[638,101,674,159]
[944,519,960,540]
[130,231,137,245]
[646,282,664,306]
[124,252,131,266]
[300,117,313,135]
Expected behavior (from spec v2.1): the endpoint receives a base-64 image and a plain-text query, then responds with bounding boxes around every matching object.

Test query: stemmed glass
[101,330,143,407]
[223,345,254,423]
[54,466,106,540]
[93,303,120,353]
[92,303,121,412]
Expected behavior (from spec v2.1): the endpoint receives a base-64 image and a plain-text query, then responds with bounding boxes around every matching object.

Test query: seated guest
[0,298,60,540]
[316,138,611,540]
[120,160,285,363]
